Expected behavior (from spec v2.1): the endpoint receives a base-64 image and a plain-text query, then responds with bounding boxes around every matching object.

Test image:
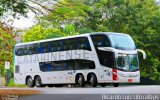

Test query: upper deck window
[91,34,111,48]
[15,37,91,56]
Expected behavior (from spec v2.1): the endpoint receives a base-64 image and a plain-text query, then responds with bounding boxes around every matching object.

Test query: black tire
[101,83,107,87]
[77,74,85,87]
[90,74,97,87]
[26,77,34,88]
[35,76,43,87]
[113,83,119,87]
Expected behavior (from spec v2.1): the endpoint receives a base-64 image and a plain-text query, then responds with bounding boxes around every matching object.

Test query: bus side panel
[14,63,26,84]
[97,67,113,83]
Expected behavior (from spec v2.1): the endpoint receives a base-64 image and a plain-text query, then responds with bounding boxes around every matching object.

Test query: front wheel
[26,77,34,88]
[113,83,119,87]
[35,76,44,87]
[90,74,97,87]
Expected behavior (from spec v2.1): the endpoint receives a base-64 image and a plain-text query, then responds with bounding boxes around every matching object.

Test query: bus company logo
[15,50,95,64]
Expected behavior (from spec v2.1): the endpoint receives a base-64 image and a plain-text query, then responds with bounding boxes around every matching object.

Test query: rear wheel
[77,74,85,87]
[90,74,97,87]
[113,83,119,87]
[35,76,44,87]
[26,77,34,88]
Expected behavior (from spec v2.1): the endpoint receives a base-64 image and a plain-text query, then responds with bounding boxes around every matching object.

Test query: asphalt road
[37,85,160,94]
[2,85,160,100]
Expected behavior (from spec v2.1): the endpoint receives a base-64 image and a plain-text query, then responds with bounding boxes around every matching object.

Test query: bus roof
[15,32,129,46]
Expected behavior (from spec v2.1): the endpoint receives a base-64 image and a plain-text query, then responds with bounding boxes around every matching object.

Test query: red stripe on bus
[112,69,117,80]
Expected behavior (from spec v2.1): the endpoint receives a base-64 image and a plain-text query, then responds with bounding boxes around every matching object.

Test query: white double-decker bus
[14,32,146,87]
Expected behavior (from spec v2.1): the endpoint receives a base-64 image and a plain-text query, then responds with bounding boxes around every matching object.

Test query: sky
[0,9,36,30]
[11,0,54,29]
[12,12,36,29]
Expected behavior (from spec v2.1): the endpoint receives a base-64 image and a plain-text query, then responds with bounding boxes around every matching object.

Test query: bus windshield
[117,54,139,72]
[108,34,136,50]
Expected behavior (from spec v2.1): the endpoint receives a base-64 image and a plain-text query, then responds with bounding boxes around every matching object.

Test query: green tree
[78,27,93,34]
[39,0,90,28]
[63,24,78,36]
[44,28,64,39]
[22,25,46,42]
[22,25,64,42]
[0,23,15,76]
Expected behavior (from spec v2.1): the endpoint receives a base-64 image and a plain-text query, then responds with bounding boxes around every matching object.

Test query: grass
[6,79,27,88]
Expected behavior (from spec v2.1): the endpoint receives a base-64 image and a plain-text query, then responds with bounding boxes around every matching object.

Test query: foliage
[78,27,93,34]
[0,0,27,17]
[6,79,27,87]
[22,25,46,42]
[39,0,90,28]
[44,28,64,39]
[63,24,78,36]
[0,23,15,76]
[23,24,79,41]
[22,25,65,42]
[0,0,28,77]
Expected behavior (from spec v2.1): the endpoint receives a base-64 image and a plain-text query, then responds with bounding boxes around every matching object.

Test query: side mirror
[137,49,146,60]
[98,47,118,58]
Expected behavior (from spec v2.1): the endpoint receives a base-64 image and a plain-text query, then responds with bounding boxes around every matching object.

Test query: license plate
[128,79,133,82]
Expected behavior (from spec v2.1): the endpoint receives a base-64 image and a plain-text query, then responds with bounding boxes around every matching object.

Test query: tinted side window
[39,59,95,72]
[64,39,74,51]
[49,41,57,52]
[23,45,28,55]
[91,35,114,68]
[67,60,75,70]
[28,44,37,54]
[15,46,25,56]
[48,40,64,52]
[64,38,76,51]
[74,59,95,70]
[15,47,18,55]
[56,40,64,51]
[15,46,20,56]
[91,35,111,48]
[76,37,91,51]
[28,45,32,55]
[15,45,28,56]
[97,50,114,68]
[42,42,49,53]
[39,60,73,72]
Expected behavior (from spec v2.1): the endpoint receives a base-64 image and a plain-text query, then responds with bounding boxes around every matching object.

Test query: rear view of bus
[91,32,146,87]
